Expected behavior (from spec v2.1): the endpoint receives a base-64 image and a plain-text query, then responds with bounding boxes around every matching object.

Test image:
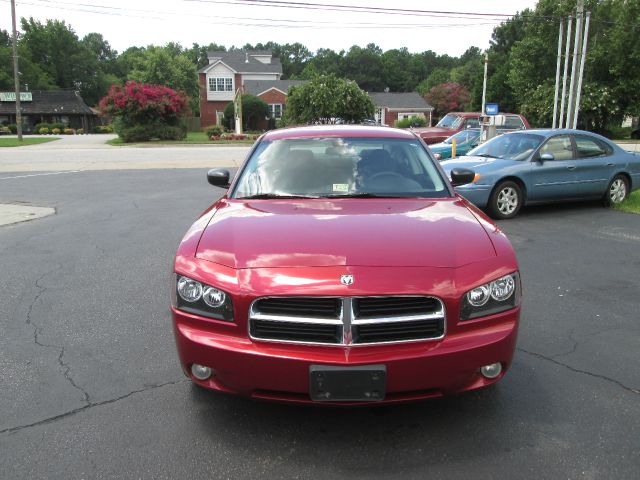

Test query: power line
[2,0,503,30]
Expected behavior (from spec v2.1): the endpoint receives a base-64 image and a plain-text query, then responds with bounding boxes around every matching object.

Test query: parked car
[430,129,481,160]
[441,129,640,219]
[172,125,521,404]
[414,112,530,144]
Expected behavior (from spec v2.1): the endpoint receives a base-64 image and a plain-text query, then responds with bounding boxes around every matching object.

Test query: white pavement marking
[0,170,82,180]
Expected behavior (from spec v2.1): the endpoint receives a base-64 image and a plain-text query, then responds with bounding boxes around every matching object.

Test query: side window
[465,118,480,128]
[574,135,609,158]
[504,115,525,129]
[539,135,574,160]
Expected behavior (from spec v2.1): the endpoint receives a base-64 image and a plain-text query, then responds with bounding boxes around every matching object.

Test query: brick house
[198,50,287,128]
[368,92,434,127]
[243,79,305,122]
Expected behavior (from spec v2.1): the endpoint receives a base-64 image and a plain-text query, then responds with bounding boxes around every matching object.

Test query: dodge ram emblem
[340,275,354,286]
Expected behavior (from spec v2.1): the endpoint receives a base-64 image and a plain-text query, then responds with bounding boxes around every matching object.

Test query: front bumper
[172,306,519,405]
[453,184,493,208]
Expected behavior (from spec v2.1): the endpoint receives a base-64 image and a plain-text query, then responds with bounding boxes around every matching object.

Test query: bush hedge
[396,116,427,128]
[94,125,113,134]
[205,125,224,138]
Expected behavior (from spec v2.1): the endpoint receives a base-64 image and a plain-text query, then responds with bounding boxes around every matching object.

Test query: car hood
[195,198,496,269]
[441,156,515,173]
[429,142,452,153]
[412,127,455,138]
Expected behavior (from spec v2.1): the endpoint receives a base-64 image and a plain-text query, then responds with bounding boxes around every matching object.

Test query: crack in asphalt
[0,379,188,435]
[26,265,92,406]
[517,348,640,395]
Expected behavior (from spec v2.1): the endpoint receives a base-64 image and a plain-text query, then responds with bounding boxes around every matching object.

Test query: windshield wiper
[321,193,408,198]
[473,153,497,158]
[239,193,321,199]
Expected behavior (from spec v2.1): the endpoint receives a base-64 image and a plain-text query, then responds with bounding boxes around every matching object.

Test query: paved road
[0,168,638,479]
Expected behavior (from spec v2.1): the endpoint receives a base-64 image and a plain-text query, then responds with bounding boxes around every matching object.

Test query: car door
[528,134,579,201]
[572,134,617,197]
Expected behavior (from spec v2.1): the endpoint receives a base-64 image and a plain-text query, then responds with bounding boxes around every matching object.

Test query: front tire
[488,181,523,219]
[603,175,629,207]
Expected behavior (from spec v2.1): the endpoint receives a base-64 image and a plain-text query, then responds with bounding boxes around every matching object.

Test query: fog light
[480,363,502,379]
[191,364,213,380]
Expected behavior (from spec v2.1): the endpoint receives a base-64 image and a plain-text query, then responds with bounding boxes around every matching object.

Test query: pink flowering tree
[99,81,188,142]
[425,82,471,119]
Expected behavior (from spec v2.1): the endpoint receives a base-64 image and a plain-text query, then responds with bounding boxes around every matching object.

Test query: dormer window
[209,77,233,92]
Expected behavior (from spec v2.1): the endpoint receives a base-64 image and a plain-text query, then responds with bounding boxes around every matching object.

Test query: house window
[209,77,233,92]
[269,104,283,118]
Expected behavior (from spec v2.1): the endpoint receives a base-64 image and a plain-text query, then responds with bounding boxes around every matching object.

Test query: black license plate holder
[309,365,386,402]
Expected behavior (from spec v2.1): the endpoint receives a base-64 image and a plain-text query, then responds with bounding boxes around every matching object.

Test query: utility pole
[552,19,564,129]
[573,11,590,129]
[559,15,572,129]
[566,0,584,129]
[10,0,22,140]
[481,52,488,115]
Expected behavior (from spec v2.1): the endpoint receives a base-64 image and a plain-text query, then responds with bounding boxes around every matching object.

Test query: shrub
[94,125,113,134]
[63,128,75,135]
[51,128,61,134]
[0,126,11,135]
[206,125,223,137]
[77,128,84,134]
[7,124,17,134]
[50,123,66,132]
[99,81,187,143]
[396,116,427,128]
[39,127,50,134]
[35,123,52,133]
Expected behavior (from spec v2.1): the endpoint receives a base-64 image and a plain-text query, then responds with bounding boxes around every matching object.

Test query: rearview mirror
[539,153,554,162]
[207,168,231,188]
[450,168,476,187]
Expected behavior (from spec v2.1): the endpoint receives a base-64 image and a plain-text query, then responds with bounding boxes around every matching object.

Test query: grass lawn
[106,131,255,146]
[615,190,640,214]
[0,137,60,147]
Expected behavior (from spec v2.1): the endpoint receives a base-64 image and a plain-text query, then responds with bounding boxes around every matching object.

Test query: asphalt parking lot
[1,162,639,478]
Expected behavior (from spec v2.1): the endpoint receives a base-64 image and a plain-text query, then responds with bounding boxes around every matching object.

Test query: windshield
[436,114,462,129]
[467,132,544,161]
[232,137,449,199]
[444,129,480,145]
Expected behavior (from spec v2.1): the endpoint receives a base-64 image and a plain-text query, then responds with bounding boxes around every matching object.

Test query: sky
[1,0,540,57]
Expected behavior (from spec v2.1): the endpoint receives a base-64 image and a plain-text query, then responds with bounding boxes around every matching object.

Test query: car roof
[507,128,609,139]
[262,125,417,141]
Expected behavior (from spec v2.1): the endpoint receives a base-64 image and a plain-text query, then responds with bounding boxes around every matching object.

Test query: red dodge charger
[171,125,521,405]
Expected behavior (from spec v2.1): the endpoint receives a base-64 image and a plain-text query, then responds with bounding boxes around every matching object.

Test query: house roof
[368,92,433,110]
[198,50,283,74]
[0,90,95,115]
[243,79,305,96]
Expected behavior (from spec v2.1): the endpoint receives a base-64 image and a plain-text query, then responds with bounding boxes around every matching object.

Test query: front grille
[253,297,340,318]
[249,296,445,345]
[250,320,342,344]
[355,297,440,319]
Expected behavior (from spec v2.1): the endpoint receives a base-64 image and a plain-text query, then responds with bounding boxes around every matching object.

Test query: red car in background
[172,125,521,405]
[414,112,530,144]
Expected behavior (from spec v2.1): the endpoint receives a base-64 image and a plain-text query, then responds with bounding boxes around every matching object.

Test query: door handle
[566,166,576,171]
[606,163,615,167]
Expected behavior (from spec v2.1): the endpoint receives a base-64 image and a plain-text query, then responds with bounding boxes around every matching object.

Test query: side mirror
[207,168,231,188]
[450,168,476,187]
[539,153,554,162]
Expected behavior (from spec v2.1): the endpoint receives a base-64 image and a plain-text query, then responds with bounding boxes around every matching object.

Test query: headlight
[174,274,233,321]
[460,272,520,320]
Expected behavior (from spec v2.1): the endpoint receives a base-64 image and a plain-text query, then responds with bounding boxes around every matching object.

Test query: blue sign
[485,103,499,115]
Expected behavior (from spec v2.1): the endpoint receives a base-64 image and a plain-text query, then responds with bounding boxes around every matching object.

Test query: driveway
[0,167,638,479]
[0,135,251,172]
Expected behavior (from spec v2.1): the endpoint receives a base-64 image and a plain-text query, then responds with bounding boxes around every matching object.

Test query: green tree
[342,44,385,91]
[283,74,374,125]
[223,94,269,131]
[126,45,199,114]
